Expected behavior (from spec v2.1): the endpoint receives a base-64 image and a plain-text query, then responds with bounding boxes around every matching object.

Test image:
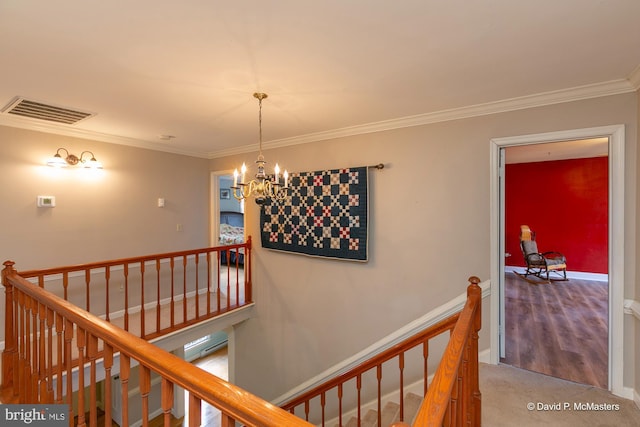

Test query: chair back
[520,225,542,262]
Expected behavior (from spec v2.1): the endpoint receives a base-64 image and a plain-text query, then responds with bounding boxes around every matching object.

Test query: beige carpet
[481,363,640,426]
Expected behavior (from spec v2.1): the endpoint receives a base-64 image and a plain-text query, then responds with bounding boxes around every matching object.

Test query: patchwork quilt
[260,166,368,261]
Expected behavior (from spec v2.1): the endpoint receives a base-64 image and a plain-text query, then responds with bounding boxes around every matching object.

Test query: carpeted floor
[481,363,640,426]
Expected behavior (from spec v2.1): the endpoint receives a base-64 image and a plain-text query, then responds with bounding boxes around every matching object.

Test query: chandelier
[231,92,289,205]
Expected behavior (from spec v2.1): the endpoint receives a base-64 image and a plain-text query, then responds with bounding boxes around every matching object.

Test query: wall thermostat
[37,196,56,208]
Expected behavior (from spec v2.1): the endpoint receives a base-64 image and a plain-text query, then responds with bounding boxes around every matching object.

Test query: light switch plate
[37,196,56,207]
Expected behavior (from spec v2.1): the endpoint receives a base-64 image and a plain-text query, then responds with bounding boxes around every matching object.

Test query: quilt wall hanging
[260,166,369,261]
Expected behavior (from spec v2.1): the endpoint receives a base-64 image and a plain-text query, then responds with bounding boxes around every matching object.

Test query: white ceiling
[504,137,609,164]
[1,1,639,159]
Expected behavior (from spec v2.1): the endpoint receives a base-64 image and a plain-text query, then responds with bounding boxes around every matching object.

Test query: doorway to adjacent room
[489,124,626,396]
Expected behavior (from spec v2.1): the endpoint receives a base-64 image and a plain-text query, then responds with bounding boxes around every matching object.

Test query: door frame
[489,124,625,397]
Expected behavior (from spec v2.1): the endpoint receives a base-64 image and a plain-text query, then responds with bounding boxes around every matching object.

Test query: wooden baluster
[423,341,429,396]
[194,253,200,319]
[120,355,130,427]
[124,263,130,331]
[221,413,235,427]
[462,340,471,427]
[11,287,19,399]
[55,313,64,404]
[182,255,187,322]
[38,302,47,402]
[161,378,174,427]
[156,259,162,334]
[105,266,111,322]
[226,253,231,309]
[338,384,343,427]
[140,262,146,338]
[216,252,221,312]
[140,365,151,427]
[25,295,33,402]
[398,353,405,422]
[62,272,69,301]
[103,345,113,427]
[64,319,74,423]
[206,252,211,315]
[357,374,362,425]
[76,327,86,427]
[321,391,326,427]
[1,261,17,394]
[188,393,201,427]
[88,333,98,427]
[304,400,310,421]
[18,290,27,403]
[377,365,382,427]
[85,269,91,312]
[170,258,175,328]
[235,252,240,307]
[46,307,54,402]
[246,237,252,303]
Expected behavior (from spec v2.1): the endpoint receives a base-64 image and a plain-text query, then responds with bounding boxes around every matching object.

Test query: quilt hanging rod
[368,163,385,170]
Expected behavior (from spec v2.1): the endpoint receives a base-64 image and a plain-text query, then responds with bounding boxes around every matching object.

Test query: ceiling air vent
[2,97,94,125]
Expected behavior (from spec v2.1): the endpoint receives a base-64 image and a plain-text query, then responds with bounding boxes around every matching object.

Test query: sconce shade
[46,153,69,167]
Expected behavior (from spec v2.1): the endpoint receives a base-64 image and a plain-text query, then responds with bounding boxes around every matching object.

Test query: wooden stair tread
[402,392,423,424]
[380,401,400,426]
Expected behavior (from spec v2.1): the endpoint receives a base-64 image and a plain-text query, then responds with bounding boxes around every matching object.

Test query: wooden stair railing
[1,261,312,427]
[393,277,482,427]
[8,239,252,341]
[281,277,482,427]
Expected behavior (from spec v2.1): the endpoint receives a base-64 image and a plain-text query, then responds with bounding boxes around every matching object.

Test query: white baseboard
[635,389,640,411]
[504,265,608,282]
[478,348,491,364]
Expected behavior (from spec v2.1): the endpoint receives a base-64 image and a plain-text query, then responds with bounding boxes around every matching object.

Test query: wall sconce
[46,147,103,169]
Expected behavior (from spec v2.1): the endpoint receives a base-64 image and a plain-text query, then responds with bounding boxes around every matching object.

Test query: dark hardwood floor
[501,272,608,389]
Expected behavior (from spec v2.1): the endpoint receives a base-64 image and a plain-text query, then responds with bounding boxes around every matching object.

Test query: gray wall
[0,126,211,344]
[210,93,639,401]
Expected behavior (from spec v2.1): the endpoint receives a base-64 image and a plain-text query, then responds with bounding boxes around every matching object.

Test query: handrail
[8,239,252,341]
[16,242,249,278]
[282,277,482,427]
[393,277,482,427]
[1,262,311,427]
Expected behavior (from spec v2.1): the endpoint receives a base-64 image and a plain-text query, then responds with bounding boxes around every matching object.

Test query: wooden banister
[2,261,311,426]
[8,239,252,342]
[4,251,481,427]
[282,277,482,427]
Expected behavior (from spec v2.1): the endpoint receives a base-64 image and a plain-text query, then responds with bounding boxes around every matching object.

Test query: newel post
[467,276,482,426]
[2,261,17,392]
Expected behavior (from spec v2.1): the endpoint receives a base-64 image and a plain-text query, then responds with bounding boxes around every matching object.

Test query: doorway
[489,125,626,397]
[500,141,609,388]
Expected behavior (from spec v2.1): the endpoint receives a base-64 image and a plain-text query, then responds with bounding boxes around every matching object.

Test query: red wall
[505,157,608,274]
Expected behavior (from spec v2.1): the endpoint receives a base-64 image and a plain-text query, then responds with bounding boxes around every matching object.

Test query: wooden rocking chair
[519,225,567,281]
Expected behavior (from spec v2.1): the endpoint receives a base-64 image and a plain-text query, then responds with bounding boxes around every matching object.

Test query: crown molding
[0,114,210,159]
[0,76,636,160]
[208,78,636,158]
